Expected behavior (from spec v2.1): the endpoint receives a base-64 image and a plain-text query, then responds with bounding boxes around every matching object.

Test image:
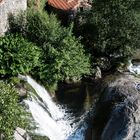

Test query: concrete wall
[0,0,27,36]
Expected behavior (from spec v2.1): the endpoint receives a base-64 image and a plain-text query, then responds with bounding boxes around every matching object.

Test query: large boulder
[0,0,27,35]
[14,127,31,140]
[91,74,140,140]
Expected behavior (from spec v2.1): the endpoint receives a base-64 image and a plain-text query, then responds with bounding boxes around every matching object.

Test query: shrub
[26,11,91,87]
[27,0,47,10]
[0,34,40,77]
[25,10,65,46]
[36,33,91,88]
[8,10,91,89]
[0,82,28,140]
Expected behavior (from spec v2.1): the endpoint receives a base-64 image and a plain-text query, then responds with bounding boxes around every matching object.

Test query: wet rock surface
[14,127,31,140]
[91,74,140,140]
[0,0,27,36]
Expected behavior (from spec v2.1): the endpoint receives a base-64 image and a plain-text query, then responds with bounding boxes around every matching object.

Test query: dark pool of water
[55,82,96,140]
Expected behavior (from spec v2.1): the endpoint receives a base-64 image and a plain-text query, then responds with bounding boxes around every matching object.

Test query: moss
[9,76,21,85]
[30,134,49,140]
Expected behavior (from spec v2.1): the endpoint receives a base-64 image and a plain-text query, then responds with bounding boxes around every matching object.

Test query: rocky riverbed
[89,73,140,140]
[16,72,140,140]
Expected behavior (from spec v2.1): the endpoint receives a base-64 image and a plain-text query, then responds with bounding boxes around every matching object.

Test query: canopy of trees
[74,0,140,70]
[8,10,91,89]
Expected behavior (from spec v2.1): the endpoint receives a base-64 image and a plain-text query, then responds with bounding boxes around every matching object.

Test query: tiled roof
[48,0,80,11]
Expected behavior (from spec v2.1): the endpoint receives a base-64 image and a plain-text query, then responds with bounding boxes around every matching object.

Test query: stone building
[0,0,27,36]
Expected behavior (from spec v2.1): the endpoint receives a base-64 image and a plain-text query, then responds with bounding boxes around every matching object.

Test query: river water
[20,61,140,140]
[23,76,95,140]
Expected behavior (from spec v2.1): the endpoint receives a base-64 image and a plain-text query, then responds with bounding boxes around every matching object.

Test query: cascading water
[21,75,90,140]
[18,60,140,140]
[25,76,64,120]
[127,60,140,74]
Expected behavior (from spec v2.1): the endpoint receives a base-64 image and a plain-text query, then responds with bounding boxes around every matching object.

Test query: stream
[23,76,94,140]
[19,61,140,140]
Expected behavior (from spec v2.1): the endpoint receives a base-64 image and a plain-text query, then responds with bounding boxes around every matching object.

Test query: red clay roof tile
[48,0,80,11]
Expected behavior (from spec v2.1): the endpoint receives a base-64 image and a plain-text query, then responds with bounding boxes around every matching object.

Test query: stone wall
[0,0,27,36]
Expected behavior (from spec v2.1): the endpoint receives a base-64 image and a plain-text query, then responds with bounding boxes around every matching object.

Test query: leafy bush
[9,10,64,45]
[9,11,91,89]
[0,82,28,140]
[36,33,91,88]
[27,0,47,10]
[27,11,91,87]
[0,34,40,77]
[8,13,26,35]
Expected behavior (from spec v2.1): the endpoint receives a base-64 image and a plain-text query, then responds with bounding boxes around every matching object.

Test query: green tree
[37,32,91,88]
[0,34,40,77]
[27,11,91,88]
[9,10,91,89]
[0,82,28,140]
[92,0,139,56]
[74,0,140,70]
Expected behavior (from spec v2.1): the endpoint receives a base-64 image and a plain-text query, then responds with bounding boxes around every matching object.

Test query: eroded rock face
[14,127,31,140]
[0,0,27,35]
[92,74,140,140]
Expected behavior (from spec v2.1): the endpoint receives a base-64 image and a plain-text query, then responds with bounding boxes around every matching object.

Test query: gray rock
[14,127,31,140]
[95,66,102,79]
[0,0,27,35]
[19,88,27,97]
[92,74,140,140]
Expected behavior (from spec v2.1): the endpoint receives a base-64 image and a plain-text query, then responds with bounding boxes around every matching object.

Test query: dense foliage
[0,2,90,140]
[9,11,91,88]
[0,1,139,139]
[74,0,140,70]
[0,82,28,140]
[27,0,46,10]
[92,0,139,57]
[0,34,40,78]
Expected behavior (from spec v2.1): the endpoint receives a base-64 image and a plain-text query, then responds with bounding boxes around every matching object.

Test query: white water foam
[26,76,64,120]
[23,76,81,140]
[127,60,140,74]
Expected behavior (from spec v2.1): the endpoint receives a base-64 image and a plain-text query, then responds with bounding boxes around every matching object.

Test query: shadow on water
[55,81,99,140]
[24,76,101,140]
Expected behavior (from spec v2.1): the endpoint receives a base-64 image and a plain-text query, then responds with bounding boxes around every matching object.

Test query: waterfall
[127,60,140,74]
[22,76,86,140]
[26,76,64,120]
